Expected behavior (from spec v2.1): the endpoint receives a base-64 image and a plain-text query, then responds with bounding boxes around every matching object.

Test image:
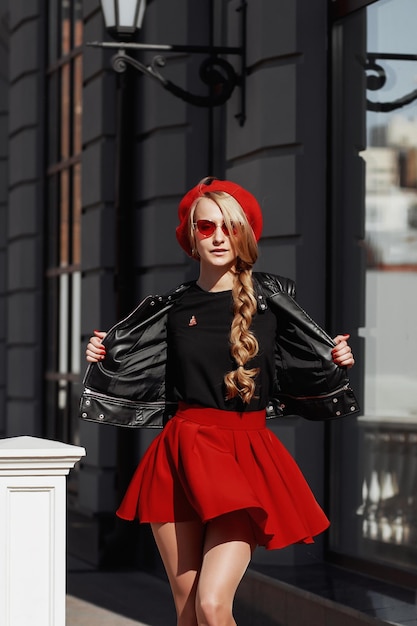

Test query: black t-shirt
[167,283,276,412]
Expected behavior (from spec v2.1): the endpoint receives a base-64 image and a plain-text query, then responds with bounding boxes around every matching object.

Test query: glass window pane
[360,0,417,567]
[46,0,83,449]
[73,1,83,47]
[331,0,417,574]
[73,55,83,154]
[61,63,71,160]
[72,163,82,265]
[61,0,71,56]
[71,271,81,374]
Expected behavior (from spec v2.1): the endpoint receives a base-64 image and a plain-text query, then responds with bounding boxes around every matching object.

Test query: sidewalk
[66,558,175,626]
[66,557,415,626]
[67,594,150,626]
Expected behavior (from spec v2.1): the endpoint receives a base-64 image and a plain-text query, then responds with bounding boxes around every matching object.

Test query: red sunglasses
[193,219,238,237]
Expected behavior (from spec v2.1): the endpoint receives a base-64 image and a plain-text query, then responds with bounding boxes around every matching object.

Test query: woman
[85,177,354,626]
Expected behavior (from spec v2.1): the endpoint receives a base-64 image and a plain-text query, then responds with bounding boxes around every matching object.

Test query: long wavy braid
[224,265,259,403]
[188,188,260,404]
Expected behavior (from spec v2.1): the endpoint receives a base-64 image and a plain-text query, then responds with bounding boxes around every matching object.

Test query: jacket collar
[167,272,293,313]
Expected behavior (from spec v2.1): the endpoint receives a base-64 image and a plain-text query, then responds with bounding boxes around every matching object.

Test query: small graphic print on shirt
[188,315,197,327]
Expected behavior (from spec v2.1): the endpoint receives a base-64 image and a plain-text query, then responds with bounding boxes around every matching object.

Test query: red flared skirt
[116,403,329,550]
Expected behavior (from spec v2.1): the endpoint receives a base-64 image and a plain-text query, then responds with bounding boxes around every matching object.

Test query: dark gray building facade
[2,0,417,618]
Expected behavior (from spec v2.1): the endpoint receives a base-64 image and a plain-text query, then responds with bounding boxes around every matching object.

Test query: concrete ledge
[235,568,389,626]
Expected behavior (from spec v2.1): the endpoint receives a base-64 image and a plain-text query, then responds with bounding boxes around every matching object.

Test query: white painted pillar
[0,436,86,626]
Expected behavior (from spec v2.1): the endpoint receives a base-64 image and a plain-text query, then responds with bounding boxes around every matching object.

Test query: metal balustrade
[357,425,417,550]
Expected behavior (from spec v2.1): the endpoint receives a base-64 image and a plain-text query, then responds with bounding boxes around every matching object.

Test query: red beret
[176,178,263,256]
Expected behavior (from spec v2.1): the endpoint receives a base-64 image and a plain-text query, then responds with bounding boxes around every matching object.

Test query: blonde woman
[85,177,354,626]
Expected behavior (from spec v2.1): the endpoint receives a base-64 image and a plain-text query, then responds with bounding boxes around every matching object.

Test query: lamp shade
[100,0,146,39]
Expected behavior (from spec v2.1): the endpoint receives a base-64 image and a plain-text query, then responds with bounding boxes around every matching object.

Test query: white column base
[0,436,86,626]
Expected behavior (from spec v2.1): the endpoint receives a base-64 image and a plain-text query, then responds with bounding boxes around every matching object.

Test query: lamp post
[98,6,142,560]
[90,0,247,125]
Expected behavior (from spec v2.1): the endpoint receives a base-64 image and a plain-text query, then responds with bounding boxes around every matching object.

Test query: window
[330,0,417,580]
[45,0,83,445]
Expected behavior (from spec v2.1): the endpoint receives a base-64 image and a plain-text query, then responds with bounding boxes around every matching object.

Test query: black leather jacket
[80,272,359,428]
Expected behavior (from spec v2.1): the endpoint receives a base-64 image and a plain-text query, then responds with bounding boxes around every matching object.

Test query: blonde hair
[188,189,260,404]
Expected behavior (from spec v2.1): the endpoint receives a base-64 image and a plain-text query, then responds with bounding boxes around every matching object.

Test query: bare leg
[151,521,205,626]
[196,510,256,626]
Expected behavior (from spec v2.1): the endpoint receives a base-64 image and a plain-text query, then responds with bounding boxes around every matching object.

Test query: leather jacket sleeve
[253,273,359,421]
[80,286,190,428]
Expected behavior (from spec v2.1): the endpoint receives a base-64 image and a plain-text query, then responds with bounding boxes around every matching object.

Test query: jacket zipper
[279,383,351,402]
[83,387,172,407]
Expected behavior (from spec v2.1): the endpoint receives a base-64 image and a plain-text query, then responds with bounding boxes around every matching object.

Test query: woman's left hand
[332,334,355,368]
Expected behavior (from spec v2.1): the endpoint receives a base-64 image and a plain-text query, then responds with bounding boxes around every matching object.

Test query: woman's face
[193,197,237,270]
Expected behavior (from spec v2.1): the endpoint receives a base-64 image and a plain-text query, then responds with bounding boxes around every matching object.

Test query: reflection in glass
[330,0,417,576]
[359,0,417,567]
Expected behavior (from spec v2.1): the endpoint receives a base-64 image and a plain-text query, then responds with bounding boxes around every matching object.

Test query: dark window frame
[45,0,83,445]
[330,0,379,20]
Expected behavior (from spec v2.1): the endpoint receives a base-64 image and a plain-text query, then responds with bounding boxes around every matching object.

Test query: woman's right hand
[86,330,107,362]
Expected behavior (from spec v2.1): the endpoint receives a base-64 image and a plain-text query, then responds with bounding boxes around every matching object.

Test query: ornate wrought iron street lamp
[99,0,146,39]
[89,0,247,124]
